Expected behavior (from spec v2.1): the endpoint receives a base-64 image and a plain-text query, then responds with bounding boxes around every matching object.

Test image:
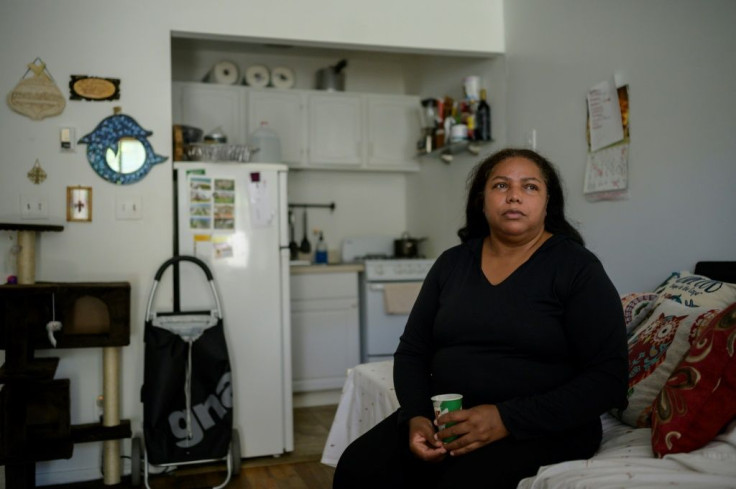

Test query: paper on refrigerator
[248,172,274,228]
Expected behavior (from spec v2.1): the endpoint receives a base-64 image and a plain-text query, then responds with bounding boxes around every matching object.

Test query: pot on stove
[394,232,426,258]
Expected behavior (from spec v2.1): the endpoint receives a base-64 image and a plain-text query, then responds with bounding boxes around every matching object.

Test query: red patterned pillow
[612,302,717,427]
[651,302,736,456]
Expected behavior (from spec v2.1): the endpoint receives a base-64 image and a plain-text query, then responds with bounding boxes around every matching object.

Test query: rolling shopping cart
[131,256,240,488]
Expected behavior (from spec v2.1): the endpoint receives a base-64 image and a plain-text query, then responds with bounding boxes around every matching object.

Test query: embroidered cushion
[653,271,736,309]
[612,301,718,427]
[620,292,659,336]
[651,302,736,456]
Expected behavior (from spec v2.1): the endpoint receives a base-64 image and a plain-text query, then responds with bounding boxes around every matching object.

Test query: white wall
[166,0,504,56]
[0,0,503,484]
[501,0,736,293]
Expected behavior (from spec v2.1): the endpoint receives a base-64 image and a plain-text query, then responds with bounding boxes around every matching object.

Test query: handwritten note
[587,78,624,152]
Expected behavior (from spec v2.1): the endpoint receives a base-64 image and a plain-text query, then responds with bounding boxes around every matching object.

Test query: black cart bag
[141,256,233,466]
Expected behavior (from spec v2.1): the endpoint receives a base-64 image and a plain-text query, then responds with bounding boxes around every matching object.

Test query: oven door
[361,281,418,363]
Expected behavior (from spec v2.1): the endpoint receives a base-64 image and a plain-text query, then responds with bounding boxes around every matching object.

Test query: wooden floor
[44,405,337,489]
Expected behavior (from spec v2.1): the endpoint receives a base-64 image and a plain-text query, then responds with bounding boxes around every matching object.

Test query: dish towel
[383,282,422,315]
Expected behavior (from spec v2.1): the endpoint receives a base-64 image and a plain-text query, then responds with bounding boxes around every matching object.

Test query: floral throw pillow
[612,301,718,427]
[653,271,736,309]
[651,302,736,457]
[620,292,659,337]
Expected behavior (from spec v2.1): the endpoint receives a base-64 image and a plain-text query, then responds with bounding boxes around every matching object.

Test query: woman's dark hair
[457,148,584,246]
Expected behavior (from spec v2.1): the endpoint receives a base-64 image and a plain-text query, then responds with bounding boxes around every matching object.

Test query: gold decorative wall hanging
[69,75,120,101]
[7,58,66,120]
[27,159,47,184]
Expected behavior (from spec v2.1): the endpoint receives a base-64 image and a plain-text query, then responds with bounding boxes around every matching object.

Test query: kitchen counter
[290,263,364,274]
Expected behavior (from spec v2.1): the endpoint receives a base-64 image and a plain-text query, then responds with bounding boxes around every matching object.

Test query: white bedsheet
[321,361,736,488]
[518,416,736,488]
[321,360,398,467]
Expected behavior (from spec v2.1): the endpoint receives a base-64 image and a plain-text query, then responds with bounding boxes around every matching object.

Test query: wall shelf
[417,140,493,163]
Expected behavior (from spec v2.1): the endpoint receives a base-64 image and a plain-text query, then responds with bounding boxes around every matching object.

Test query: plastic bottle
[314,231,328,264]
[475,89,492,141]
[248,121,282,163]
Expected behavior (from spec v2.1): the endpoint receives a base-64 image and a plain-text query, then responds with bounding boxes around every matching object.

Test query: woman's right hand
[408,416,447,462]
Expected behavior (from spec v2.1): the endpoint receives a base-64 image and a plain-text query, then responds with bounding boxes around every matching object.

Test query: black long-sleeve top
[393,235,629,440]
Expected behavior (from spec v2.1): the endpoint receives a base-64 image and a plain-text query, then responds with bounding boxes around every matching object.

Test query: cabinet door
[366,94,421,171]
[291,298,360,392]
[173,82,245,145]
[307,93,363,167]
[290,272,360,392]
[247,89,306,167]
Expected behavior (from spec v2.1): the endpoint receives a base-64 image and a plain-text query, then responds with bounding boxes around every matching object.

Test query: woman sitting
[333,148,629,489]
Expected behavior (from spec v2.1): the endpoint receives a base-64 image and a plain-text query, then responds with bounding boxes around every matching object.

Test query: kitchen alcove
[170,34,506,168]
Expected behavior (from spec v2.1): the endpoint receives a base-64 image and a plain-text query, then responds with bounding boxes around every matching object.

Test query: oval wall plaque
[69,75,120,101]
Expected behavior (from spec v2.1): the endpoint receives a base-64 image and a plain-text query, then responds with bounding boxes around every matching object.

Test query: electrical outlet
[20,194,49,220]
[525,129,537,150]
[116,195,142,220]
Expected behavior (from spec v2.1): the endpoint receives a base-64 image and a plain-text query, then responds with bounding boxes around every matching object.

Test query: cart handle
[146,255,222,321]
[154,255,214,281]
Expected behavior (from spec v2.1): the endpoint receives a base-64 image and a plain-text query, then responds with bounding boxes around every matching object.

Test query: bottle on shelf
[475,88,491,142]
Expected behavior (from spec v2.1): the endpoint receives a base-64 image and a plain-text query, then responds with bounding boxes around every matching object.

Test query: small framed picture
[67,186,92,222]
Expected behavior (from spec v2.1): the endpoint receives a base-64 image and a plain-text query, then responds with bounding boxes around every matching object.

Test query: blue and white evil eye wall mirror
[78,111,167,184]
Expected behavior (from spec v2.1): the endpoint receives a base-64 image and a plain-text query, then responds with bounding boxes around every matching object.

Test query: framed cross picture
[67,186,92,222]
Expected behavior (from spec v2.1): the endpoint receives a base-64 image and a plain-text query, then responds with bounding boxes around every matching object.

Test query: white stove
[342,236,435,363]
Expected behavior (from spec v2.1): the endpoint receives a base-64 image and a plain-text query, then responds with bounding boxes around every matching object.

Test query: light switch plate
[115,195,142,220]
[60,126,76,152]
[20,194,48,220]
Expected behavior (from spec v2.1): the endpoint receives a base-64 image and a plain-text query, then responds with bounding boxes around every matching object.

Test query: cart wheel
[131,435,142,486]
[231,428,241,476]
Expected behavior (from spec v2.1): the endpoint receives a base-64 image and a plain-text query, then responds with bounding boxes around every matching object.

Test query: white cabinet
[307,93,363,168]
[172,82,246,144]
[290,272,360,392]
[247,89,307,167]
[365,94,421,171]
[173,82,421,171]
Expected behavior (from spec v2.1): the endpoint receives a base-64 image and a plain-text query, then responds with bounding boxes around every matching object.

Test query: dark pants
[333,410,602,489]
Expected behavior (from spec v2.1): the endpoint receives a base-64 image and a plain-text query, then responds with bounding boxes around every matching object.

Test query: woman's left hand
[434,404,510,456]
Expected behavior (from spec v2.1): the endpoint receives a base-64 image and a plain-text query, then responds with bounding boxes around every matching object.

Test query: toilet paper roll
[203,60,240,85]
[245,64,270,88]
[271,66,295,89]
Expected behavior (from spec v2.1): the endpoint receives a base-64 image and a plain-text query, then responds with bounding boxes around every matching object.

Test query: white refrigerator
[174,162,293,459]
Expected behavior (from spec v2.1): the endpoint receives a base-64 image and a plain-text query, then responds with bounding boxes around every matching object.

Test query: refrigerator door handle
[280,248,294,451]
[278,170,289,248]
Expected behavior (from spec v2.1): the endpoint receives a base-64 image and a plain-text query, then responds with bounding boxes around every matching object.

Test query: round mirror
[105,137,147,174]
[79,113,167,185]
